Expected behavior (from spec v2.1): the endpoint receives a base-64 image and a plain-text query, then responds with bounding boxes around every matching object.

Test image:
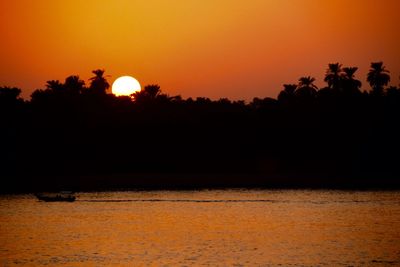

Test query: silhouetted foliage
[133,84,161,102]
[295,76,318,100]
[324,63,342,90]
[1,62,400,192]
[46,80,64,92]
[277,84,297,104]
[386,86,400,98]
[65,75,85,95]
[89,69,109,95]
[0,86,23,106]
[342,67,362,95]
[367,62,390,96]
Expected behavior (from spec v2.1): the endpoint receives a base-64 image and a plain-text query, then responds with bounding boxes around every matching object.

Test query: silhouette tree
[143,84,161,99]
[250,97,277,111]
[131,84,174,106]
[46,80,64,92]
[195,97,212,105]
[30,89,51,104]
[342,67,362,96]
[169,95,183,103]
[133,84,159,102]
[3,62,400,192]
[30,80,64,105]
[295,76,318,99]
[0,86,23,109]
[386,86,400,98]
[32,76,84,104]
[367,62,390,96]
[64,75,85,95]
[278,84,297,103]
[0,86,22,102]
[217,98,232,105]
[89,69,109,95]
[324,63,343,90]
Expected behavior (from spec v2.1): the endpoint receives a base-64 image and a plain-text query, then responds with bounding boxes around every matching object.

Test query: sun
[112,76,141,96]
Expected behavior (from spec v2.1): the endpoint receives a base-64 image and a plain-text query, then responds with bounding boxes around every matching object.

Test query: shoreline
[2,172,399,194]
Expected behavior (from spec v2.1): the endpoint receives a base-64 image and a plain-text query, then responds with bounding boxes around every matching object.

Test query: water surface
[1,190,400,266]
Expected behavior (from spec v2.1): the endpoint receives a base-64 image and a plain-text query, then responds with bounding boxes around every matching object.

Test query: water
[1,190,400,266]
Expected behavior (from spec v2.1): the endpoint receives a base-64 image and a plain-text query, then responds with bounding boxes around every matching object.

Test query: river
[1,190,399,266]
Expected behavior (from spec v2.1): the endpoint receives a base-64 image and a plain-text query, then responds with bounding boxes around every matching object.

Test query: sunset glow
[0,0,399,99]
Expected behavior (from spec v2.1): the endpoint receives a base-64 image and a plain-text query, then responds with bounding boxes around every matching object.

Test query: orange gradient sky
[1,0,399,100]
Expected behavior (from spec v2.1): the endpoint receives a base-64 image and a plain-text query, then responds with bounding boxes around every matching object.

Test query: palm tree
[295,76,318,99]
[324,63,343,90]
[342,67,362,95]
[46,80,64,92]
[64,75,85,95]
[0,86,22,105]
[278,84,297,103]
[298,76,318,89]
[367,62,390,96]
[143,84,161,99]
[89,69,110,95]
[132,84,164,104]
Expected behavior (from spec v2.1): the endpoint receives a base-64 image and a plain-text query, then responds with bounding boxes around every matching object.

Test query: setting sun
[112,76,141,96]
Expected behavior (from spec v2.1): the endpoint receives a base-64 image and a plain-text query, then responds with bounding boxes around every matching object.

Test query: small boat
[34,191,76,202]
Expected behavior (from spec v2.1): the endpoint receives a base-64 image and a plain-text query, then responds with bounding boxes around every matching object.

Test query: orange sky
[1,0,399,100]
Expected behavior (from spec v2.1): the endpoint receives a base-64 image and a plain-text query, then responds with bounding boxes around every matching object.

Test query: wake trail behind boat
[78,199,278,203]
[76,199,380,204]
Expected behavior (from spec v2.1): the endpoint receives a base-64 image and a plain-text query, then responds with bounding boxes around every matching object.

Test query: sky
[1,0,399,100]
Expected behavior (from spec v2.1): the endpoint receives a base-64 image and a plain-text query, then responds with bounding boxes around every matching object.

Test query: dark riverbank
[2,63,400,192]
[2,172,400,193]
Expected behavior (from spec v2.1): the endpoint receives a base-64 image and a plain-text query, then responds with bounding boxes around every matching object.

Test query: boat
[34,191,76,202]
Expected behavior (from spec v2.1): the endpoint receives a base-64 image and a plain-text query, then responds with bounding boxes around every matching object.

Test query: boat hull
[35,194,76,202]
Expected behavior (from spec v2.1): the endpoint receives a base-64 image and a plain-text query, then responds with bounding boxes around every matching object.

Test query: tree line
[1,62,399,191]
